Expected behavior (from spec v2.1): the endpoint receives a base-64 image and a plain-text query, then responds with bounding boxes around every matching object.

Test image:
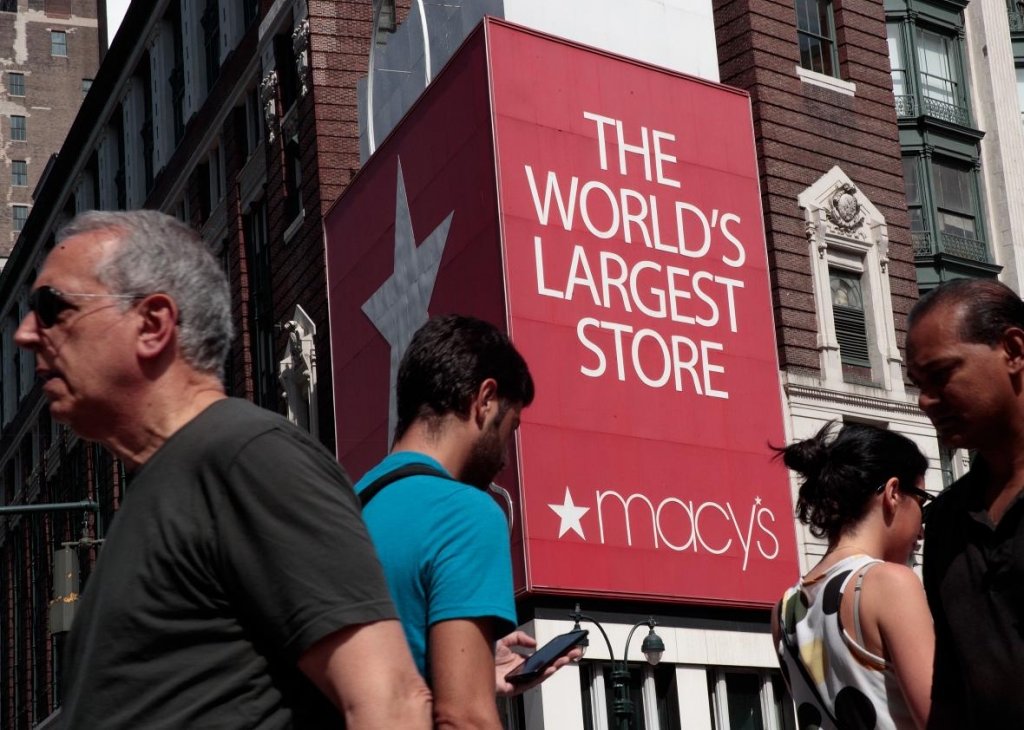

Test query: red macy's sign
[326,18,798,608]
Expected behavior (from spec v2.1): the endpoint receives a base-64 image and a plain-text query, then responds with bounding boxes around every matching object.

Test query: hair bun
[781,434,829,480]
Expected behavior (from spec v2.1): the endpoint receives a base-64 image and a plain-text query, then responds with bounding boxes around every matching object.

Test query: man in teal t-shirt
[354,315,534,729]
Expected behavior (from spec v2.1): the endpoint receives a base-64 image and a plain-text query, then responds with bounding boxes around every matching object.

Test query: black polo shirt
[923,462,1024,728]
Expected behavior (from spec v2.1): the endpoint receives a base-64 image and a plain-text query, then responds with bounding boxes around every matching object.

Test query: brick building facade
[0,0,98,263]
[0,0,389,725]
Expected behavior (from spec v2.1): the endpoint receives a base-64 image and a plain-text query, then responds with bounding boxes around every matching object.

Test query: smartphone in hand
[504,629,589,685]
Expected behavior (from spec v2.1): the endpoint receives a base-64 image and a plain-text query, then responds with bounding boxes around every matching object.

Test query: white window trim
[798,166,904,396]
[796,65,857,96]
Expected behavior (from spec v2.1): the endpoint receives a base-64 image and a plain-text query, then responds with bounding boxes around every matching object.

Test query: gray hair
[57,210,234,376]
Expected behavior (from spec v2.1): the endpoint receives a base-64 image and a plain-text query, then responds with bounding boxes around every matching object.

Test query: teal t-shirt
[354,452,517,680]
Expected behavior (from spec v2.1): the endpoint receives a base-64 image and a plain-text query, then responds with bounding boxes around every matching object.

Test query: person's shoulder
[199,397,289,432]
[862,561,923,593]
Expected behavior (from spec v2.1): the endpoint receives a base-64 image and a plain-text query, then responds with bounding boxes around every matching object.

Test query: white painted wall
[505,0,719,83]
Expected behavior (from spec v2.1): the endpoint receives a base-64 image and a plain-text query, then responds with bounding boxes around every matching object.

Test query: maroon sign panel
[326,19,799,608]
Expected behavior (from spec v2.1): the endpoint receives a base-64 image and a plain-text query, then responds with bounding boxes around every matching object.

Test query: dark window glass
[284,131,302,222]
[795,0,836,76]
[0,0,15,12]
[10,115,25,141]
[81,78,92,98]
[244,0,259,28]
[8,72,24,97]
[12,205,27,232]
[275,33,299,112]
[244,202,276,409]
[201,0,220,93]
[12,160,27,186]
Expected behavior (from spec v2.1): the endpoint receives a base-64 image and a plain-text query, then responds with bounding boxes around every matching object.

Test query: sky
[106,0,131,43]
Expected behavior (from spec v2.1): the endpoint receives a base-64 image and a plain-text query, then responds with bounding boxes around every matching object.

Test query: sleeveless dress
[776,554,916,730]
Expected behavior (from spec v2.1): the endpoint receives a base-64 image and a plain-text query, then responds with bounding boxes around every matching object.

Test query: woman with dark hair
[771,422,934,730]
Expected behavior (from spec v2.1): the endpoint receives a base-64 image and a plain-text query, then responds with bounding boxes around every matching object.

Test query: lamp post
[569,603,666,730]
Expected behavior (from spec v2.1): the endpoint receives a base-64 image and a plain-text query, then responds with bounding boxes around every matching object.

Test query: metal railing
[911,231,933,256]
[895,95,917,118]
[940,232,988,262]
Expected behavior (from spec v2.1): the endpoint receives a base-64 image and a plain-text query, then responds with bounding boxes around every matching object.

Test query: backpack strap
[358,464,455,508]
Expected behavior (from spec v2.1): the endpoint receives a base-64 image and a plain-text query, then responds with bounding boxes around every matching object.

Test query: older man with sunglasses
[14,210,431,730]
[907,278,1024,730]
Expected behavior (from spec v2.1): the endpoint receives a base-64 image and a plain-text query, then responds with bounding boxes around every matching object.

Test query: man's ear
[471,378,499,428]
[136,293,179,361]
[1003,326,1024,375]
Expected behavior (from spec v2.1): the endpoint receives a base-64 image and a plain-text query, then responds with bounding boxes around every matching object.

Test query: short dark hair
[908,278,1024,346]
[394,315,534,440]
[772,422,928,543]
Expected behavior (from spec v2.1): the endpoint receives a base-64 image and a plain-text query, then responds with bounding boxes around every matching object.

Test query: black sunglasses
[28,286,138,328]
[875,481,935,517]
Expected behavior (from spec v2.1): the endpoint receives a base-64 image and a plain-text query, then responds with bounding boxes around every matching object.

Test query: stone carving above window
[826,182,865,234]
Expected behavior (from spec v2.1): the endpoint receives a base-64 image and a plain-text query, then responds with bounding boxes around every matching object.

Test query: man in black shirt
[13,210,431,729]
[907,278,1024,729]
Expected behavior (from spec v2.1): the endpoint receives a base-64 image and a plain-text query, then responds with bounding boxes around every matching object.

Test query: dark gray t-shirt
[59,398,397,729]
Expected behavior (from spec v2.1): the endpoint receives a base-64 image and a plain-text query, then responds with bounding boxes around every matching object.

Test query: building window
[244,201,276,409]
[0,0,15,12]
[82,78,92,98]
[902,157,925,232]
[8,72,24,97]
[275,33,300,112]
[201,0,220,94]
[580,662,681,730]
[795,0,837,77]
[170,18,185,146]
[708,668,795,730]
[284,129,303,223]
[244,0,259,28]
[1017,66,1024,124]
[914,27,969,125]
[12,205,27,232]
[934,158,981,252]
[12,160,27,186]
[245,86,263,154]
[51,30,67,57]
[10,115,25,141]
[830,269,870,367]
[886,23,915,117]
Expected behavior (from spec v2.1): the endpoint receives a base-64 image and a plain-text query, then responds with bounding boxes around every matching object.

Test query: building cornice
[784,381,922,416]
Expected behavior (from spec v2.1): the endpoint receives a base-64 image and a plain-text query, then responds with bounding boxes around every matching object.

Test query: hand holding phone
[503,629,588,685]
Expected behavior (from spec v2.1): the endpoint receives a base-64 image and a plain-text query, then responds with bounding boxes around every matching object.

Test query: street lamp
[569,603,666,730]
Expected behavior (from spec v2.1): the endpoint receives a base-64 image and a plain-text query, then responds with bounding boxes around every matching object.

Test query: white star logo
[548,487,590,540]
[362,158,455,443]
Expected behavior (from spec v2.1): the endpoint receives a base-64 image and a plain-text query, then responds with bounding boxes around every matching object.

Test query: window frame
[829,267,872,368]
[11,159,28,187]
[10,114,25,142]
[707,667,795,730]
[8,72,24,97]
[50,30,68,57]
[12,205,27,232]
[915,26,960,106]
[795,0,839,77]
